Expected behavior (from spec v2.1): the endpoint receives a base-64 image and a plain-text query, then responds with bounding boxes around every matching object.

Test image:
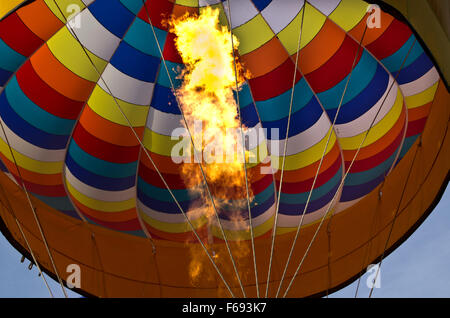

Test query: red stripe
[72,122,141,164]
[0,13,43,57]
[346,121,405,173]
[365,19,411,60]
[249,58,301,101]
[16,60,85,119]
[162,31,183,64]
[138,161,187,189]
[305,35,363,93]
[406,117,428,137]
[277,153,342,194]
[138,0,173,30]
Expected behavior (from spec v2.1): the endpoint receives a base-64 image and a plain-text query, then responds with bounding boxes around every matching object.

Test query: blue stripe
[328,63,389,124]
[381,35,424,73]
[255,77,313,122]
[396,52,433,85]
[89,0,136,38]
[110,41,160,82]
[150,84,181,114]
[68,140,137,178]
[263,96,323,140]
[0,92,68,149]
[66,154,135,191]
[318,50,377,110]
[280,167,342,204]
[6,77,75,135]
[0,68,12,86]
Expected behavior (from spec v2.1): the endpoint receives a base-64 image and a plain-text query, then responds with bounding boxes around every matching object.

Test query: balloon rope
[52,0,238,297]
[0,113,68,298]
[264,1,306,298]
[139,1,247,297]
[0,182,54,297]
[354,39,418,298]
[281,37,418,298]
[275,21,369,298]
[225,0,259,298]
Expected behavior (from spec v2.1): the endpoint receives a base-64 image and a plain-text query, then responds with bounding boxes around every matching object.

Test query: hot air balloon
[0,0,448,298]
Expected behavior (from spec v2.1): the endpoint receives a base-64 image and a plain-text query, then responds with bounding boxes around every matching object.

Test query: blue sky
[0,183,448,298]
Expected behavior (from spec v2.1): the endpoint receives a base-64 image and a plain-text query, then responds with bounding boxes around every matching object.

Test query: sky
[0,183,448,298]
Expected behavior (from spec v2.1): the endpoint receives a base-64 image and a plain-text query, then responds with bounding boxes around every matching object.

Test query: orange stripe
[408,101,432,122]
[343,106,406,161]
[79,105,145,147]
[348,12,394,47]
[297,19,345,75]
[240,37,289,79]
[0,153,62,185]
[30,44,96,102]
[17,0,64,41]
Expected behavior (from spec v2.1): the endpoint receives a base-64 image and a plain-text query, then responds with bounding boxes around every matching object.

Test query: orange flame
[168,7,254,286]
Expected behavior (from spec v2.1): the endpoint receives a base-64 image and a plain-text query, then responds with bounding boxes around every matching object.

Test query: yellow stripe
[211,215,274,241]
[88,85,149,127]
[272,129,337,171]
[339,88,404,150]
[140,209,207,233]
[67,181,135,212]
[44,0,86,24]
[143,128,267,168]
[232,14,274,56]
[0,138,62,174]
[278,4,327,55]
[0,0,24,18]
[47,27,107,82]
[329,0,368,31]
[175,0,198,7]
[405,81,439,109]
[140,207,274,239]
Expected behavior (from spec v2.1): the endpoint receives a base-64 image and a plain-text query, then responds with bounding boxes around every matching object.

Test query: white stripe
[400,67,439,97]
[308,0,341,16]
[261,0,304,34]
[334,76,398,138]
[267,112,331,156]
[223,0,258,29]
[68,9,120,61]
[99,63,155,106]
[138,199,275,229]
[0,117,66,162]
[65,167,136,202]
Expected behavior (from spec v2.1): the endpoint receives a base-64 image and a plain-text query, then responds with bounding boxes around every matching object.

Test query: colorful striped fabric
[0,0,441,242]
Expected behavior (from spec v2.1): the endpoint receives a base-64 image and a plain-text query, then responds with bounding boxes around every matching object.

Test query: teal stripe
[381,35,423,74]
[237,83,254,108]
[398,135,418,159]
[318,50,377,110]
[124,18,167,58]
[156,60,183,88]
[138,176,195,202]
[119,0,144,15]
[5,76,75,135]
[280,166,342,204]
[345,151,397,186]
[69,140,138,178]
[256,77,313,122]
[0,40,26,72]
[32,194,76,212]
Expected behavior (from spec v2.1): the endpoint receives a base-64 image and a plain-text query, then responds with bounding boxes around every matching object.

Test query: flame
[168,7,254,286]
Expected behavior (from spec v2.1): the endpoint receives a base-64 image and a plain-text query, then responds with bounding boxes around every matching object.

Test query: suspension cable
[264,1,306,298]
[50,0,237,297]
[281,38,418,298]
[225,0,259,298]
[139,0,246,297]
[275,22,369,298]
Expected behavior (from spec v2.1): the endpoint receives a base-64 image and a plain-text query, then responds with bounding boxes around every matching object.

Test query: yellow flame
[169,7,254,286]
